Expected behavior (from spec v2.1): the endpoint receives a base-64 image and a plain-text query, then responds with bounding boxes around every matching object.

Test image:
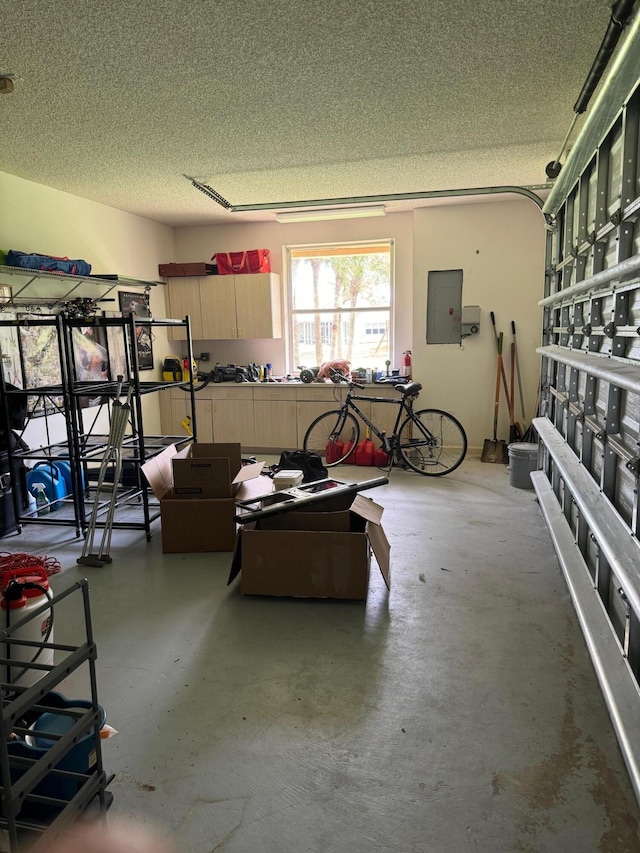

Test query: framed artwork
[72,325,110,409]
[118,290,153,371]
[19,324,64,415]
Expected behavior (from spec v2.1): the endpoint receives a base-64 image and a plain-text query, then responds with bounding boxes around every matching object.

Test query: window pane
[293,310,390,371]
[291,252,390,311]
[289,241,393,373]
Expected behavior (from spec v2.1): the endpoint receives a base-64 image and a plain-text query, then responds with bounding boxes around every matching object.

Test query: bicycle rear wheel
[397,408,467,475]
[303,410,360,466]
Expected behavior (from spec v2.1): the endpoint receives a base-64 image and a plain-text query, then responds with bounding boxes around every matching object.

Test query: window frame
[284,239,395,373]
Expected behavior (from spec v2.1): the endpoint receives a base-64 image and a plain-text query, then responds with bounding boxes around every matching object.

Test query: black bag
[278,450,328,483]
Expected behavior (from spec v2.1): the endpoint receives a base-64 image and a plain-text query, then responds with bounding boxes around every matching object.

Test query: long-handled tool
[509,342,522,443]
[482,332,508,463]
[490,312,512,416]
[511,321,527,427]
[77,377,132,567]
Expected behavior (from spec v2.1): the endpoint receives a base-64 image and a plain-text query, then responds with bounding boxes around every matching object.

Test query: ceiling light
[275,206,386,223]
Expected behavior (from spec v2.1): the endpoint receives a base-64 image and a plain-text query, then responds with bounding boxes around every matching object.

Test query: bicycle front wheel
[397,408,467,476]
[303,410,360,466]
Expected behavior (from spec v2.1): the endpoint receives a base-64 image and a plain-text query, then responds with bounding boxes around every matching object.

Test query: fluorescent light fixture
[275,205,386,223]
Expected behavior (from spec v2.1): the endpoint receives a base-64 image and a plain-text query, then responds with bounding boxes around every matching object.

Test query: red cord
[0,551,62,576]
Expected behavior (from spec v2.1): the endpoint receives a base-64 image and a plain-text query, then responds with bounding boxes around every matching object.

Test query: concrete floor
[7,455,640,852]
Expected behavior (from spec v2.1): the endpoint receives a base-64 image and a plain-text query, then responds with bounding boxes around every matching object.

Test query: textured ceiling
[0,1,623,226]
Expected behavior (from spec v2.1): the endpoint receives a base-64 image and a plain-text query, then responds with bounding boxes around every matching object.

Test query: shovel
[511,320,527,426]
[482,333,508,463]
[508,342,523,443]
[490,311,512,417]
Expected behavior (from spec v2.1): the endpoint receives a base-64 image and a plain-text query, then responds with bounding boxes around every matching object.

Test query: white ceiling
[0,1,625,226]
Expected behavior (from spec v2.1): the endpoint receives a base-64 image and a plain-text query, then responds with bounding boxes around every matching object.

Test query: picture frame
[118,290,153,371]
[72,325,111,409]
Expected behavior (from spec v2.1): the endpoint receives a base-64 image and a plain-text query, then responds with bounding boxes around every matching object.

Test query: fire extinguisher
[403,350,412,378]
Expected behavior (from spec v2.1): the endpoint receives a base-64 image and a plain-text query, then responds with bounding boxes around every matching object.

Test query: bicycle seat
[397,381,422,395]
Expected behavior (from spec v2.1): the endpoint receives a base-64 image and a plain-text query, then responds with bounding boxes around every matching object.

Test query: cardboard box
[228,494,390,599]
[141,443,270,553]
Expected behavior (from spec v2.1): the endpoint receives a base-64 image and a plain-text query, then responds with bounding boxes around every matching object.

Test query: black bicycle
[303,372,467,476]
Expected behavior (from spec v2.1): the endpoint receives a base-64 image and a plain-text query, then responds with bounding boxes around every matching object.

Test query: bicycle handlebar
[328,368,365,389]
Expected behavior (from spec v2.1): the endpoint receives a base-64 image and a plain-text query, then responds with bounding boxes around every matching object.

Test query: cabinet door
[166,398,190,436]
[210,387,255,446]
[253,400,297,450]
[369,389,401,439]
[296,401,345,448]
[166,278,203,340]
[194,398,214,443]
[200,276,237,339]
[235,274,282,339]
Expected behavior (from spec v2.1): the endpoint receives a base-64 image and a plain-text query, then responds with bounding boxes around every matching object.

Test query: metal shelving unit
[0,579,109,851]
[0,306,197,539]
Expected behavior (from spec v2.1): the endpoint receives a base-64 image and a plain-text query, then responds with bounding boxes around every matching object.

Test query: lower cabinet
[253,387,298,450]
[160,394,214,442]
[161,383,398,451]
[212,394,255,445]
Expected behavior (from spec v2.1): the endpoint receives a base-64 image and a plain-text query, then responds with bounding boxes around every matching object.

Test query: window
[286,241,393,372]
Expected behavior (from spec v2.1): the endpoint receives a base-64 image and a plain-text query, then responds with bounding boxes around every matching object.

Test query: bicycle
[303,372,467,476]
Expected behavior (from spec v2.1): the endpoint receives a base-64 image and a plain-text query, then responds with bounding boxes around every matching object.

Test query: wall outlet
[200,352,210,362]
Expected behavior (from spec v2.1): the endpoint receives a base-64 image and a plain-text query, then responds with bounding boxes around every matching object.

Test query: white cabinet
[160,383,400,452]
[166,273,282,341]
[253,386,298,450]
[210,386,255,445]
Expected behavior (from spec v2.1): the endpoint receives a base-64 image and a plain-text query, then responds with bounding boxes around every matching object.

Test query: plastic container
[0,566,54,686]
[355,437,375,466]
[325,438,344,464]
[274,470,304,491]
[0,451,18,537]
[31,483,50,516]
[7,690,106,812]
[51,460,85,494]
[26,463,67,504]
[508,442,539,490]
[374,446,389,467]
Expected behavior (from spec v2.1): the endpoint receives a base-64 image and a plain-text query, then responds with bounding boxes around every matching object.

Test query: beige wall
[412,199,545,450]
[173,213,414,376]
[175,199,545,450]
[0,171,174,439]
[1,170,546,452]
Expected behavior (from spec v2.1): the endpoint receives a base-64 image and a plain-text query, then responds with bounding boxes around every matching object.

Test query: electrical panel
[426,269,463,344]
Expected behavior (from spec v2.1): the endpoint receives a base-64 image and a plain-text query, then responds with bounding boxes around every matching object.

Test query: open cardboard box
[228,493,390,600]
[141,442,269,552]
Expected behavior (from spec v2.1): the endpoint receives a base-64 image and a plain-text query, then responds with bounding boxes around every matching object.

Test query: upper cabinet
[166,273,282,341]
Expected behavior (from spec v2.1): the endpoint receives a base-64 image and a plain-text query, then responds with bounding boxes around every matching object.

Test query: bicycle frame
[342,390,412,441]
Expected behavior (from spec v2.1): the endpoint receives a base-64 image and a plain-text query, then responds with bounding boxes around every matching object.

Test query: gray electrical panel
[426,269,463,344]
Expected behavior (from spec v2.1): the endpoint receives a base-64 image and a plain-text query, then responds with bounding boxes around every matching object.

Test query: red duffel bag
[214,249,271,275]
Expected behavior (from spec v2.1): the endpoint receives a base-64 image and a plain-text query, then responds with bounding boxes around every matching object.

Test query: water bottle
[31,483,50,516]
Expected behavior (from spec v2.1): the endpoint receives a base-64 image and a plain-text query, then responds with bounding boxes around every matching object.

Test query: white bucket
[508,442,539,490]
[1,568,54,687]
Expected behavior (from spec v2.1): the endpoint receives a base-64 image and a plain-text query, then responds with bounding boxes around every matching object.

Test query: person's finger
[39,820,176,853]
